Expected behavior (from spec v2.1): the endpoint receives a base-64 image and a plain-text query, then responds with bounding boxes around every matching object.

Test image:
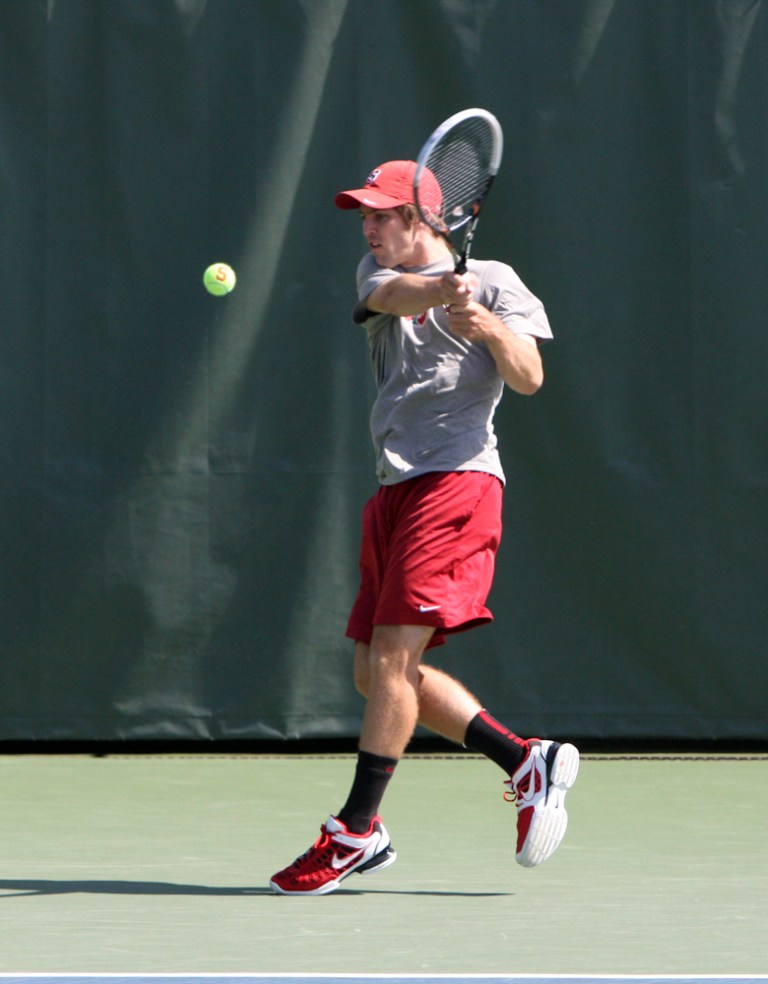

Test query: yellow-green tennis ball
[203,262,236,296]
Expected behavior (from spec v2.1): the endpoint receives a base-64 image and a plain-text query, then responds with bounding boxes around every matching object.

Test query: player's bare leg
[355,645,481,744]
[358,633,579,868]
[357,624,436,758]
[270,624,432,895]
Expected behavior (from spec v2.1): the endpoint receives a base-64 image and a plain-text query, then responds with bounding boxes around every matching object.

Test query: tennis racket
[413,108,503,274]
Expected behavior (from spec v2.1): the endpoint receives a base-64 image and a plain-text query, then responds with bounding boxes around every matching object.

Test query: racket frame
[413,107,504,273]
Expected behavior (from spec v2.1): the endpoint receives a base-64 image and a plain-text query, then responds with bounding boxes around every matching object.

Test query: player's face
[360,207,420,268]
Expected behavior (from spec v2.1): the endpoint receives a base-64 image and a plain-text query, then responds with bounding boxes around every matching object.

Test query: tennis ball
[203,262,236,296]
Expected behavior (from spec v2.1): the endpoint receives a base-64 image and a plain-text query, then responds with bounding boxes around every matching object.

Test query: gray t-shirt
[353,253,552,486]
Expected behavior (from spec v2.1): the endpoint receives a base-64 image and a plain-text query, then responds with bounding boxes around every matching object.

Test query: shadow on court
[0,878,510,898]
[0,879,265,897]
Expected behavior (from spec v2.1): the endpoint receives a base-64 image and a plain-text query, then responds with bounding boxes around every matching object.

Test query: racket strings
[425,119,496,231]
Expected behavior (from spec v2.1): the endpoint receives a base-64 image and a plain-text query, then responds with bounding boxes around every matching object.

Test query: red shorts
[345,471,503,649]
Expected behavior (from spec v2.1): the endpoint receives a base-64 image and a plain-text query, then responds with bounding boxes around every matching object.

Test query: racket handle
[455,215,479,274]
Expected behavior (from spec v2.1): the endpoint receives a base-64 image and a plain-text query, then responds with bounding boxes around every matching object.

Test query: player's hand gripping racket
[414,108,503,274]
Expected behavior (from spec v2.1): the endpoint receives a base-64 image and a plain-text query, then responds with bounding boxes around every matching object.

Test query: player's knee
[366,648,420,692]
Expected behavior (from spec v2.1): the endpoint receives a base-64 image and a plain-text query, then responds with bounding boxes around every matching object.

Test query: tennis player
[270,160,579,895]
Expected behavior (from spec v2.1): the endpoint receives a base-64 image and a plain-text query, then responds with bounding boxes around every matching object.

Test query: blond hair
[396,203,441,237]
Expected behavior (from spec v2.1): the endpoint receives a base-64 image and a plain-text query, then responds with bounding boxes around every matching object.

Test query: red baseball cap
[334,160,442,211]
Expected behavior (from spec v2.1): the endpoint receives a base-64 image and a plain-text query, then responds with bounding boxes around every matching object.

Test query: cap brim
[334,189,410,210]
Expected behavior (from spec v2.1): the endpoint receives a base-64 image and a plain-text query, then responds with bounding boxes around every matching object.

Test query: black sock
[337,750,398,834]
[463,709,528,776]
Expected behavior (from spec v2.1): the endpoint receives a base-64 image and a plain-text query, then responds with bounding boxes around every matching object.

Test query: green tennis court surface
[1,755,766,974]
[0,977,767,983]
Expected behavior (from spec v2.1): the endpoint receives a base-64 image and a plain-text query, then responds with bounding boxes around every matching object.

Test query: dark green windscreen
[1,0,765,741]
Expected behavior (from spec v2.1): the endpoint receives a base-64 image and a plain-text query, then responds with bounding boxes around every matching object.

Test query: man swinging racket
[270,111,579,896]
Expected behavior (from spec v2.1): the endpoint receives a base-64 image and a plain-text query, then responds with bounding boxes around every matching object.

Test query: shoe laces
[503,757,535,803]
[503,778,519,803]
[290,825,334,870]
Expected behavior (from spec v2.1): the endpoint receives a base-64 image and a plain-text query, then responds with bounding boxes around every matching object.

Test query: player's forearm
[449,303,544,395]
[486,330,544,395]
[365,274,445,317]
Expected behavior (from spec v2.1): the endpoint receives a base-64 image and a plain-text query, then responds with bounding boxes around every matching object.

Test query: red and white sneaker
[505,739,580,868]
[270,815,397,895]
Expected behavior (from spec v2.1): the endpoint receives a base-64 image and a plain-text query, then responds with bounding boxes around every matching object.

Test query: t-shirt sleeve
[478,260,553,342]
[351,254,401,325]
